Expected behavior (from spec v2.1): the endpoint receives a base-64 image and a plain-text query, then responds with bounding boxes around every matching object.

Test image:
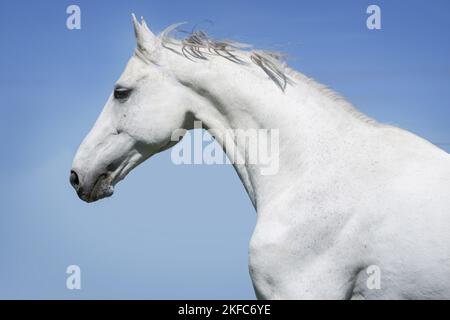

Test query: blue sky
[0,0,449,299]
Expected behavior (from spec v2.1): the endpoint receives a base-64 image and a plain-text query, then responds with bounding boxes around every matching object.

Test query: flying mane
[141,23,378,125]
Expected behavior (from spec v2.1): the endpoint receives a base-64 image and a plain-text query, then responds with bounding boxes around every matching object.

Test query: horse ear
[131,14,157,51]
[140,17,155,37]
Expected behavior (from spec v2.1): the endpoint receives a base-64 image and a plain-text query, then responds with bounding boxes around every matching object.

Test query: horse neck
[172,54,374,211]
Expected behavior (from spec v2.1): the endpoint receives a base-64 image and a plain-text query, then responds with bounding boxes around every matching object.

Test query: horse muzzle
[70,170,114,203]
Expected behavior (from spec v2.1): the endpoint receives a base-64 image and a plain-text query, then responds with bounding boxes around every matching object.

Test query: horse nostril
[70,170,80,188]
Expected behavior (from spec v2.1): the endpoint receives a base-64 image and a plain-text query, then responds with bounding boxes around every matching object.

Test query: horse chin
[79,178,115,203]
[90,187,114,203]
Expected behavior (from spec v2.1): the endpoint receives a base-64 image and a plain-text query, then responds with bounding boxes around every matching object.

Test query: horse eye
[114,87,132,101]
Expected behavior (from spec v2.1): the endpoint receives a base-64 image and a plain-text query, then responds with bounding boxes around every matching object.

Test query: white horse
[71,15,450,299]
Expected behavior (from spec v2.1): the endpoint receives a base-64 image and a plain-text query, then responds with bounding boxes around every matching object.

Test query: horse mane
[160,24,292,91]
[157,23,377,125]
[284,69,378,125]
